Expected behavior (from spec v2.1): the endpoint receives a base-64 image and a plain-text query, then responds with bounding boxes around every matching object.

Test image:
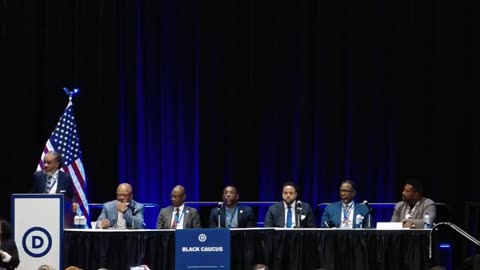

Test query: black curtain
[1,0,479,265]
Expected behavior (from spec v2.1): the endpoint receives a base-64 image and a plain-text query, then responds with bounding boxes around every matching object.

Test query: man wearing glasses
[320,180,369,228]
[156,185,201,229]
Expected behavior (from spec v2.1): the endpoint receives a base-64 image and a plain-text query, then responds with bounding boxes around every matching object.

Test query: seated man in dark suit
[209,185,257,228]
[320,180,369,228]
[96,183,145,229]
[264,181,316,228]
[156,185,202,229]
[31,150,78,227]
[391,178,435,228]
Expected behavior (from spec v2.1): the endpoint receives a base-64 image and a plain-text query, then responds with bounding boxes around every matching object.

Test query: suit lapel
[183,207,189,227]
[237,207,242,227]
[41,174,48,192]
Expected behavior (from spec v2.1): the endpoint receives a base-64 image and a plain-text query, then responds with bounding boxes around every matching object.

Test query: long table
[64,228,431,270]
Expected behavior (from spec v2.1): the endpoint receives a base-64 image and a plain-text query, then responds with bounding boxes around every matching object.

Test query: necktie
[286,206,292,228]
[172,208,180,229]
[45,176,55,193]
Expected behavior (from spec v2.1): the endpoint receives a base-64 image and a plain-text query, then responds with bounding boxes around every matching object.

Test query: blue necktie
[286,206,292,228]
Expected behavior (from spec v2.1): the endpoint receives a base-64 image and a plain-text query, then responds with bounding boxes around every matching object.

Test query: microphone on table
[127,202,139,229]
[128,202,139,215]
[295,200,302,228]
[217,202,223,228]
[363,200,372,228]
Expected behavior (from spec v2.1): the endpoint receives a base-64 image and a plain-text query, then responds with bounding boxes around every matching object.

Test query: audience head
[402,178,424,205]
[43,150,62,175]
[171,185,186,207]
[65,266,83,270]
[116,183,133,204]
[339,180,357,204]
[281,181,298,206]
[222,185,239,207]
[37,265,55,270]
[252,264,270,270]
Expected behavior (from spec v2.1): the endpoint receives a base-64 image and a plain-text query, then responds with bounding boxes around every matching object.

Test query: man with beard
[320,180,369,228]
[391,178,436,228]
[209,185,257,228]
[264,181,315,228]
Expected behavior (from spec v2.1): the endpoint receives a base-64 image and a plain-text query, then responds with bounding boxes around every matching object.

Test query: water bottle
[355,214,363,229]
[74,214,81,229]
[423,213,432,229]
[79,214,87,229]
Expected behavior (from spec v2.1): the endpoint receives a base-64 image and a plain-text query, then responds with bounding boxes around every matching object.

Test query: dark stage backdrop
[1,0,479,255]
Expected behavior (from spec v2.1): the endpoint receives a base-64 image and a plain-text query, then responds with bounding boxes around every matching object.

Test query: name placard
[175,228,230,269]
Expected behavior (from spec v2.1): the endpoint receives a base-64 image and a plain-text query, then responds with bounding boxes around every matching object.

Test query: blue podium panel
[175,228,230,269]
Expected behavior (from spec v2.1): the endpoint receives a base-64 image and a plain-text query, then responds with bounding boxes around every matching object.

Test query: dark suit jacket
[32,170,75,200]
[156,205,202,229]
[209,204,257,228]
[264,201,316,228]
[96,199,145,229]
[32,170,77,228]
[0,239,20,270]
[320,201,370,228]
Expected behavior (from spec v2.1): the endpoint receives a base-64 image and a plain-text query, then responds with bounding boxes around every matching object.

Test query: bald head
[171,185,186,207]
[116,183,133,203]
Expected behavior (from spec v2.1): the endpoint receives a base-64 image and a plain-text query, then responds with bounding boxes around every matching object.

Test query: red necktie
[172,208,180,229]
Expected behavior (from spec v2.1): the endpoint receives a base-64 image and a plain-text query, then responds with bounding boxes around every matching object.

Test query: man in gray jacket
[391,179,435,228]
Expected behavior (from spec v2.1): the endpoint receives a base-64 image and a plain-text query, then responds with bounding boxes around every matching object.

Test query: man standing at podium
[31,151,78,228]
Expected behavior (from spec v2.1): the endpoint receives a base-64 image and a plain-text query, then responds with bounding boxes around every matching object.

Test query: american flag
[36,100,90,220]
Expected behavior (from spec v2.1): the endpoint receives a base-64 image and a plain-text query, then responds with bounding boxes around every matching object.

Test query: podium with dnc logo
[12,194,64,270]
[175,228,230,269]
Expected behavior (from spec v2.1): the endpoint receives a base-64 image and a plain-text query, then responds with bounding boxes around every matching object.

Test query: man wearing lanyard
[209,185,257,228]
[320,180,369,228]
[156,185,202,229]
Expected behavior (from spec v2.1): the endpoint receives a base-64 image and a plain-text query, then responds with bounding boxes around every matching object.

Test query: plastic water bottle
[356,214,363,229]
[423,213,432,229]
[74,214,81,229]
[79,214,87,229]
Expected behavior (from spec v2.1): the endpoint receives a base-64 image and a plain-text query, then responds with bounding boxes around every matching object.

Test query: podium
[11,194,64,270]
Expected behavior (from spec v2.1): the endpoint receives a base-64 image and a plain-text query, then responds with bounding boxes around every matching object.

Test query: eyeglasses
[340,189,353,193]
